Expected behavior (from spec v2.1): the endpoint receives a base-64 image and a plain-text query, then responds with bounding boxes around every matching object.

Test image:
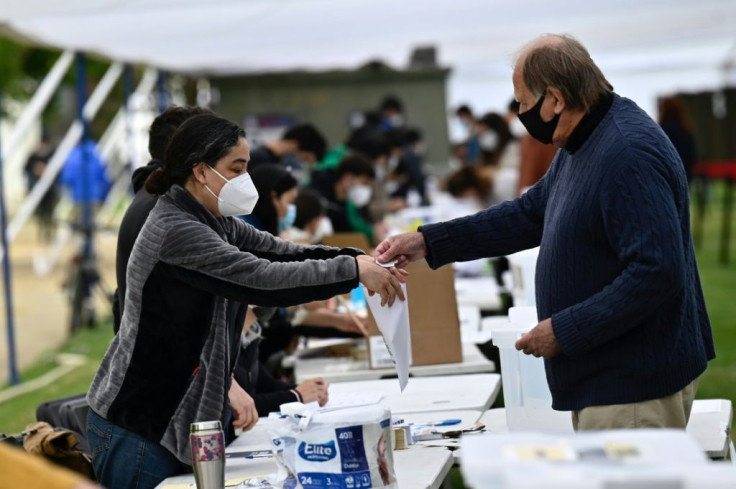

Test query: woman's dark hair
[145,113,245,195]
[148,106,212,161]
[294,188,326,229]
[249,164,298,236]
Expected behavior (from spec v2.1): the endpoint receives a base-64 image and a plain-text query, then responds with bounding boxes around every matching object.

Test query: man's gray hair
[519,34,613,112]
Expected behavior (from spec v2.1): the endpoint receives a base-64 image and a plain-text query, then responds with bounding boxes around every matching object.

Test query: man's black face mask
[518,93,560,145]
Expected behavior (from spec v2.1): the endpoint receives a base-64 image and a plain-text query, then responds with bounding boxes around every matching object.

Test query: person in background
[476,112,516,168]
[375,33,713,432]
[455,104,481,165]
[517,130,558,195]
[283,188,332,245]
[241,164,367,369]
[444,166,492,215]
[113,105,212,333]
[378,95,405,130]
[24,134,59,243]
[504,99,521,131]
[316,111,389,172]
[239,164,298,237]
[248,123,327,178]
[384,127,429,210]
[658,95,697,183]
[234,308,330,416]
[309,153,382,243]
[344,124,393,226]
[86,113,404,489]
[347,122,391,168]
[474,112,519,203]
[60,138,111,224]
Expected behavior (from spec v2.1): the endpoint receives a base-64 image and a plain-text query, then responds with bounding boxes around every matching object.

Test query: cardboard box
[366,260,462,367]
[321,232,372,253]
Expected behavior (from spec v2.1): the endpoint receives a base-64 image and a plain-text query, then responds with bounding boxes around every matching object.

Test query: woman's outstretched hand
[356,255,406,307]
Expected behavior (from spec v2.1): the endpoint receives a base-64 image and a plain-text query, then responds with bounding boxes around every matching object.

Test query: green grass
[689,180,736,419]
[0,324,114,434]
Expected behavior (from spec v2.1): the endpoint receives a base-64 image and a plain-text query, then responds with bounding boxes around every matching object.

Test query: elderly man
[375,34,714,431]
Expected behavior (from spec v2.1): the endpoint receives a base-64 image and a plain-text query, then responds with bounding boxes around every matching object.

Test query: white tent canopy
[2,0,736,114]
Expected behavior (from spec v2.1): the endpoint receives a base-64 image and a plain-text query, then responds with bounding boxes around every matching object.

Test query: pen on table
[424,419,462,427]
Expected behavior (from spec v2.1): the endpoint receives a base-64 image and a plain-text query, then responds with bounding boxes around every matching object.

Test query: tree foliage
[0,37,60,101]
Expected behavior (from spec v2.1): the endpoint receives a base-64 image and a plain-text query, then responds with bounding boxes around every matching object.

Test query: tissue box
[271,405,396,489]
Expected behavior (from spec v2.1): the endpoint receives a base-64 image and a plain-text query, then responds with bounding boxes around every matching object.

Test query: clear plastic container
[505,248,539,307]
[489,307,573,433]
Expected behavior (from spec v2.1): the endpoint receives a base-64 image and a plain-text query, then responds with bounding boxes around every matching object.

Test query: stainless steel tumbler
[190,420,225,489]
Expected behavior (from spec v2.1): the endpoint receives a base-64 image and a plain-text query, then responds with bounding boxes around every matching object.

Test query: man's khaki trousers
[572,378,699,431]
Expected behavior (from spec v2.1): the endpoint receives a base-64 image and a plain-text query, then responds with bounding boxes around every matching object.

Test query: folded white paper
[364,284,411,391]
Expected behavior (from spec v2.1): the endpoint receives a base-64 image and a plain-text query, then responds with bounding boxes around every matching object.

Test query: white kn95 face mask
[204,165,259,216]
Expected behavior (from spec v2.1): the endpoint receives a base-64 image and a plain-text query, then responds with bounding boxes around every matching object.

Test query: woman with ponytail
[85,113,405,489]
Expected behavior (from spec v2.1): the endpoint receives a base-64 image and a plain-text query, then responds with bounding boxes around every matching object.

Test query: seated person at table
[240,165,368,369]
[309,153,381,243]
[86,113,404,489]
[234,310,330,415]
[384,127,429,211]
[247,122,327,177]
[282,187,333,245]
[444,166,493,277]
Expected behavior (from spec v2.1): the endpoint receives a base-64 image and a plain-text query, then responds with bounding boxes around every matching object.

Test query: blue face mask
[278,204,297,232]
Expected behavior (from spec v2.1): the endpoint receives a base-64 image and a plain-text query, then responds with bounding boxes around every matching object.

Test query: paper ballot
[363,284,411,391]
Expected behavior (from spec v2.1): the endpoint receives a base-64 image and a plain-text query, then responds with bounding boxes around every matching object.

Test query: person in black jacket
[234,318,329,415]
[113,105,211,332]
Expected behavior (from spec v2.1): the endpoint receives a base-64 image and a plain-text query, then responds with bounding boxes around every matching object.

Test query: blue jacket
[60,140,111,204]
[420,94,714,410]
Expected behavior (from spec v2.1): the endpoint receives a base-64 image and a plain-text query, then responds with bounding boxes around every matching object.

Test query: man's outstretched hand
[374,232,428,269]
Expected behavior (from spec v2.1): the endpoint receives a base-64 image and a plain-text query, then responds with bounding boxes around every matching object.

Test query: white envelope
[364,284,411,391]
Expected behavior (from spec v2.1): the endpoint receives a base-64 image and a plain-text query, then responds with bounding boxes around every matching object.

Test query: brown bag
[23,421,94,479]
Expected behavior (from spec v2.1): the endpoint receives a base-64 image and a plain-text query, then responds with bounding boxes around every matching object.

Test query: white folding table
[327,373,501,415]
[295,343,495,383]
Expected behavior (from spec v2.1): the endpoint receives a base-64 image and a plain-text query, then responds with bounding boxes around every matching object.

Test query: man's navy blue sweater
[420,94,714,410]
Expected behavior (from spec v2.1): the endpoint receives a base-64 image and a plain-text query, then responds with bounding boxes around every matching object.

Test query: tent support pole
[1,50,74,167]
[0,87,20,385]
